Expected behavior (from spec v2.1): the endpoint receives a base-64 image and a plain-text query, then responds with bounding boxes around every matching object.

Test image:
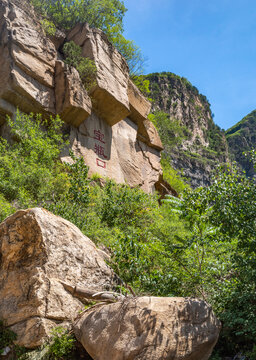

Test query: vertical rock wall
[0,0,163,193]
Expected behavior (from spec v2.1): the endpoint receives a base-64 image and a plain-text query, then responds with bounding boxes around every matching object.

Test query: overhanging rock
[0,0,164,194]
[67,23,131,126]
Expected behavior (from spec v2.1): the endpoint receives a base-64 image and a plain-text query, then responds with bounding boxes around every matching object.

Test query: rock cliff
[226,109,256,177]
[145,72,229,187]
[0,0,163,194]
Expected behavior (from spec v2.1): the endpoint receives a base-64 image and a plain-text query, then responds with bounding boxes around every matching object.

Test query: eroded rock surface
[147,72,229,188]
[74,296,221,360]
[0,208,118,348]
[55,60,92,127]
[67,23,130,126]
[0,0,163,194]
[66,115,162,193]
[0,0,57,120]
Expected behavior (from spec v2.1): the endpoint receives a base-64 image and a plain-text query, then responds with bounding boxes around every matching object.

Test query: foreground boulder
[74,296,221,360]
[0,208,118,348]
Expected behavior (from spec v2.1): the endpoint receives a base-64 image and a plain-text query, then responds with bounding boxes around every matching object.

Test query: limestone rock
[55,60,92,127]
[67,23,130,126]
[74,296,221,360]
[0,208,118,348]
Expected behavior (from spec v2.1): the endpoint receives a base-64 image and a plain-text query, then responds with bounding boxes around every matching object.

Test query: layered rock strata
[0,0,163,193]
[0,208,119,348]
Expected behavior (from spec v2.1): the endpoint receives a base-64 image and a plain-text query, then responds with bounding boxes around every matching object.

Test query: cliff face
[226,109,256,177]
[146,72,229,187]
[0,0,163,194]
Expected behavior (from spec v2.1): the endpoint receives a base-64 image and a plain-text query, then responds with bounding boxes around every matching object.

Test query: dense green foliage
[1,112,256,359]
[31,0,126,33]
[132,75,151,97]
[176,166,256,358]
[148,110,192,152]
[30,0,145,76]
[0,111,68,221]
[160,155,189,194]
[63,41,97,91]
[47,327,75,359]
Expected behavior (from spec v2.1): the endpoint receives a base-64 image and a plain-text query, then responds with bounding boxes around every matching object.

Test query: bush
[48,327,75,360]
[63,41,97,92]
[161,155,189,195]
[148,111,191,151]
[0,111,68,213]
[100,180,156,229]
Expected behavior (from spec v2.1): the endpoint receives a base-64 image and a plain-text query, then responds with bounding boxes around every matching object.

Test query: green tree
[165,165,256,357]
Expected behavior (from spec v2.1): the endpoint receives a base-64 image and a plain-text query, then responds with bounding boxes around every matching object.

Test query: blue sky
[123,0,256,130]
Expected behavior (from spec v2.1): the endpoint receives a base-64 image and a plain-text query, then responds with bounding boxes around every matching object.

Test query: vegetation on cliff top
[146,72,226,155]
[0,112,256,359]
[30,0,145,76]
[140,72,228,188]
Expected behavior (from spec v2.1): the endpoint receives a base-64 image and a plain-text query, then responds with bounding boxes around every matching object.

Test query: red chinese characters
[93,129,107,167]
[94,144,107,159]
[94,129,105,144]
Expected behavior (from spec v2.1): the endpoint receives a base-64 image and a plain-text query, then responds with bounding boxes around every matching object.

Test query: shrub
[161,155,189,195]
[63,41,97,92]
[48,327,75,359]
[0,111,68,211]
[148,111,191,151]
[100,180,156,229]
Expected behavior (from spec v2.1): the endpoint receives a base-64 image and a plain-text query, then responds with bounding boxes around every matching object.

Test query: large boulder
[74,296,221,360]
[0,208,119,348]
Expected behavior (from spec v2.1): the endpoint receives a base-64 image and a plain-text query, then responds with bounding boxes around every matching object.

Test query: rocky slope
[0,208,221,359]
[226,109,256,176]
[145,72,230,187]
